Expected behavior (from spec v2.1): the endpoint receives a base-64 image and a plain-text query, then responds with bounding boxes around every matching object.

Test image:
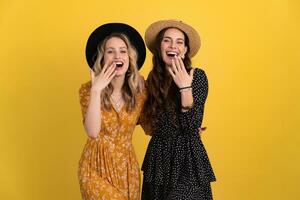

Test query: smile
[166,51,178,57]
[115,61,124,68]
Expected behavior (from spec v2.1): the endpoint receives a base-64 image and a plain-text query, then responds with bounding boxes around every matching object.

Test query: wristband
[179,86,192,90]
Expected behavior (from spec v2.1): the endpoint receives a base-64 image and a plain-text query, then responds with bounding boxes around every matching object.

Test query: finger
[189,68,195,79]
[101,63,109,75]
[108,70,116,81]
[171,59,178,74]
[178,57,187,72]
[106,63,116,78]
[174,56,181,72]
[103,62,115,76]
[167,66,176,78]
[102,60,113,74]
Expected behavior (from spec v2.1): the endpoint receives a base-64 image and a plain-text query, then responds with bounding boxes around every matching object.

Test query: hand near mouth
[167,55,194,88]
[90,62,117,93]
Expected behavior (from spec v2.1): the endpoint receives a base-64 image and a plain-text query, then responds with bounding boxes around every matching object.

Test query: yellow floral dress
[78,82,146,200]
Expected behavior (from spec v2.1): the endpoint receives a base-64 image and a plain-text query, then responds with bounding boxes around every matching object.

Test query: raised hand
[90,62,116,93]
[167,56,194,89]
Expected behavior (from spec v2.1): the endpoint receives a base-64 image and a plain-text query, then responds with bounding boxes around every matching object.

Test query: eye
[163,38,171,43]
[121,50,127,53]
[106,50,113,54]
[177,41,184,45]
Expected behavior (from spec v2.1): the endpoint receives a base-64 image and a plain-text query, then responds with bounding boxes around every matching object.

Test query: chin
[163,58,172,66]
[115,72,125,77]
[116,69,129,77]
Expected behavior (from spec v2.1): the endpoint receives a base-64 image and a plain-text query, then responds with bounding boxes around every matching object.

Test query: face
[103,37,129,77]
[160,28,188,66]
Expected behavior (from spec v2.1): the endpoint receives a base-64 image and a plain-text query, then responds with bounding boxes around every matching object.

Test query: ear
[181,46,188,59]
[184,46,187,55]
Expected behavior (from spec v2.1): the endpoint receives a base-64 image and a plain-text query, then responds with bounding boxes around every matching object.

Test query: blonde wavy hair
[92,33,142,112]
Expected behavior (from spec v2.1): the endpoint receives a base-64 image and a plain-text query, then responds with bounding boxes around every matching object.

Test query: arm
[83,88,102,139]
[166,56,208,135]
[79,63,116,139]
[180,85,194,111]
[178,69,208,133]
[79,83,101,139]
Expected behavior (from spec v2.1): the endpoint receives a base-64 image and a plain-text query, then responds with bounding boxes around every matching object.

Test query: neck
[111,75,125,93]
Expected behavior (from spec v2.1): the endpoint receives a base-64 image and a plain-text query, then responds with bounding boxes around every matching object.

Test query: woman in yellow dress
[78,23,146,200]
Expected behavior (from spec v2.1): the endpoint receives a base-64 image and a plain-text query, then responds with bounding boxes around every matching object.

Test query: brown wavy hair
[92,33,142,112]
[142,28,192,132]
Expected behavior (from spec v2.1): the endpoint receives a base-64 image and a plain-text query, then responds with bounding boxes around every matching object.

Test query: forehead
[105,36,127,48]
[163,28,185,39]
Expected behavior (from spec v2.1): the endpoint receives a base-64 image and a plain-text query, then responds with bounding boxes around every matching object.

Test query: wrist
[179,86,192,92]
[179,87,192,93]
[90,87,102,96]
[181,102,194,111]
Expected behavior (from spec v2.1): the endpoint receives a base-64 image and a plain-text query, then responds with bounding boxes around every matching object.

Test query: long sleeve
[178,68,208,134]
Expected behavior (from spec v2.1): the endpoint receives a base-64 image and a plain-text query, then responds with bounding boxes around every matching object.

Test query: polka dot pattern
[141,68,216,200]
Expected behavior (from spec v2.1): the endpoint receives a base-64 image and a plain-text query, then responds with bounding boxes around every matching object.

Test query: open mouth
[166,51,178,58]
[115,61,124,68]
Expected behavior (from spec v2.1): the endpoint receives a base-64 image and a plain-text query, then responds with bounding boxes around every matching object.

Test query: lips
[115,61,124,68]
[166,51,178,57]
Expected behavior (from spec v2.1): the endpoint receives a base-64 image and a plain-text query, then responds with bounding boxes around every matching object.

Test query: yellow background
[1,0,300,199]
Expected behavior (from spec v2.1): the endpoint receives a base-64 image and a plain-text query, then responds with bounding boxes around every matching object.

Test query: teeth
[115,61,124,67]
[166,52,177,57]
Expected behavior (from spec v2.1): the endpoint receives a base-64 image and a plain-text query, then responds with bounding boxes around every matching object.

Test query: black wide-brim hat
[85,23,146,70]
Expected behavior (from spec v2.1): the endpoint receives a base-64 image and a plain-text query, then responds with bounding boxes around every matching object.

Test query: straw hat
[145,19,201,57]
[85,23,146,69]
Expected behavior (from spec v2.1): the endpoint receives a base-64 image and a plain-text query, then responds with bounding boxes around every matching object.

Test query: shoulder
[79,81,92,98]
[192,67,208,84]
[79,81,91,93]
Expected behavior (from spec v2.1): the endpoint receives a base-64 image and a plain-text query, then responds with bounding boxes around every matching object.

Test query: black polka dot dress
[141,68,216,200]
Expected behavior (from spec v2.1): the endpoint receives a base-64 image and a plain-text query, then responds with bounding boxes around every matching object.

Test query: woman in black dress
[140,20,216,200]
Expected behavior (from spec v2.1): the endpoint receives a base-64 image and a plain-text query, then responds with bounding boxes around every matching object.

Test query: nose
[114,51,120,59]
[170,40,176,49]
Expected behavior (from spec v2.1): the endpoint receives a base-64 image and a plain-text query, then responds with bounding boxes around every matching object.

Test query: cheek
[180,47,187,55]
[103,54,112,63]
[124,55,129,63]
[161,43,167,52]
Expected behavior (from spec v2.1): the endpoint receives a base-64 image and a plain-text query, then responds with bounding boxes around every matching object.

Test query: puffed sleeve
[79,82,91,123]
[178,68,208,134]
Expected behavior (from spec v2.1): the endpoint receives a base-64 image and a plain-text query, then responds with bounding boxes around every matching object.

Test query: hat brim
[145,20,200,58]
[86,23,146,70]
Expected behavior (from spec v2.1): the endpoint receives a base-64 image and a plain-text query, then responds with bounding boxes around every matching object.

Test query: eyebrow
[105,46,127,50]
[163,36,185,41]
